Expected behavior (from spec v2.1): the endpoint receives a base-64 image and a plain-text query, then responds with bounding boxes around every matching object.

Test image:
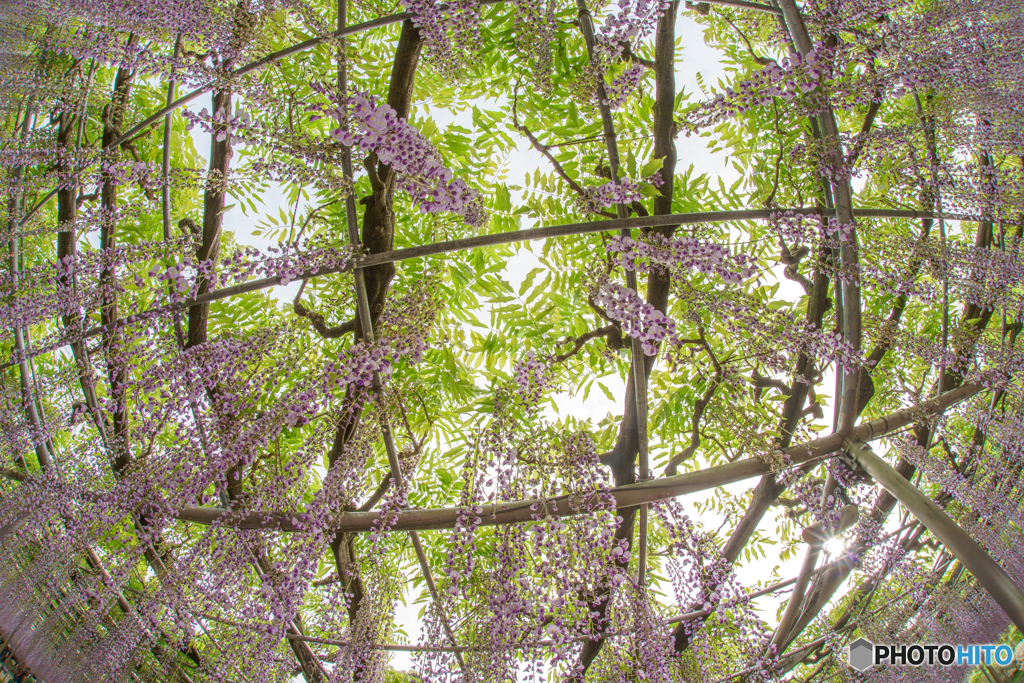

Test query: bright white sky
[178,9,871,677]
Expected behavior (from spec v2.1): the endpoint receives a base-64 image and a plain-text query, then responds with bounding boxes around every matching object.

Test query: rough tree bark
[185,89,233,348]
[99,35,137,475]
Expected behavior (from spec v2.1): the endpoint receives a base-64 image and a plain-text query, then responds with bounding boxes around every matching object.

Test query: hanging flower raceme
[512,351,556,406]
[1,235,197,354]
[182,105,252,142]
[604,61,645,108]
[332,340,396,389]
[148,236,359,306]
[768,209,860,248]
[653,496,773,676]
[510,0,558,93]
[592,0,672,107]
[591,276,678,355]
[98,158,161,188]
[48,0,222,46]
[685,44,837,131]
[579,171,663,214]
[608,232,757,284]
[310,87,486,227]
[402,0,481,78]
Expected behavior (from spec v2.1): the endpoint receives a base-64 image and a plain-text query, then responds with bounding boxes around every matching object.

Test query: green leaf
[496,184,511,212]
[640,156,665,178]
[518,267,542,297]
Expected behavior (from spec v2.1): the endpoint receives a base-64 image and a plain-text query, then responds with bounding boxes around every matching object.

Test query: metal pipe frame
[845,439,1024,634]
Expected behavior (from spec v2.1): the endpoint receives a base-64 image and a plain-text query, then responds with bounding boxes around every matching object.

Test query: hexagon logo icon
[849,637,875,672]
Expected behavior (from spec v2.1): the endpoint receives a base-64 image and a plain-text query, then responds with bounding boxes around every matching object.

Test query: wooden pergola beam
[170,382,980,532]
[4,207,951,373]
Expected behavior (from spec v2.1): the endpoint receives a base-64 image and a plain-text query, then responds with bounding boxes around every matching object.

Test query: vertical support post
[770,544,821,655]
[162,35,181,242]
[769,504,857,654]
[846,440,1024,633]
[574,0,650,586]
[157,34,215,478]
[336,1,465,671]
[776,0,861,436]
[7,98,52,471]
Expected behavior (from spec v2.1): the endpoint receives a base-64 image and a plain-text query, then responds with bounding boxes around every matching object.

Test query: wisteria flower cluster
[510,0,557,93]
[1,235,195,337]
[789,135,858,184]
[685,46,836,130]
[512,352,556,406]
[375,277,444,365]
[768,210,858,247]
[592,276,678,355]
[5,0,1024,679]
[367,478,409,547]
[654,496,773,674]
[722,51,825,107]
[402,0,481,78]
[592,0,671,106]
[668,285,868,374]
[608,233,757,284]
[603,61,645,108]
[579,171,662,214]
[99,159,160,189]
[150,237,359,303]
[311,87,486,227]
[182,105,251,142]
[332,340,398,390]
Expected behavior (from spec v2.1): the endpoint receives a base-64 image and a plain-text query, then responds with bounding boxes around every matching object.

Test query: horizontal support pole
[286,632,468,653]
[0,381,982,534]
[7,207,944,371]
[357,208,944,269]
[170,382,979,532]
[178,448,812,531]
[701,0,782,14]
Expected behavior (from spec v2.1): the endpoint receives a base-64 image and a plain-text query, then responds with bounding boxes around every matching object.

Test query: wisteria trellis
[2,0,1024,681]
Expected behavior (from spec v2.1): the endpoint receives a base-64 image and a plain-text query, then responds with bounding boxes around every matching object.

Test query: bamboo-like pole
[702,0,781,13]
[161,35,181,242]
[771,544,821,656]
[16,207,945,373]
[170,382,981,532]
[845,440,1024,634]
[335,2,464,668]
[7,99,53,471]
[769,505,857,653]
[573,0,650,587]
[176,445,823,532]
[777,0,862,437]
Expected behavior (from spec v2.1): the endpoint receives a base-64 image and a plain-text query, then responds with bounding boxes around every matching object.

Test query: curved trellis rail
[161,381,978,532]
[2,207,950,371]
